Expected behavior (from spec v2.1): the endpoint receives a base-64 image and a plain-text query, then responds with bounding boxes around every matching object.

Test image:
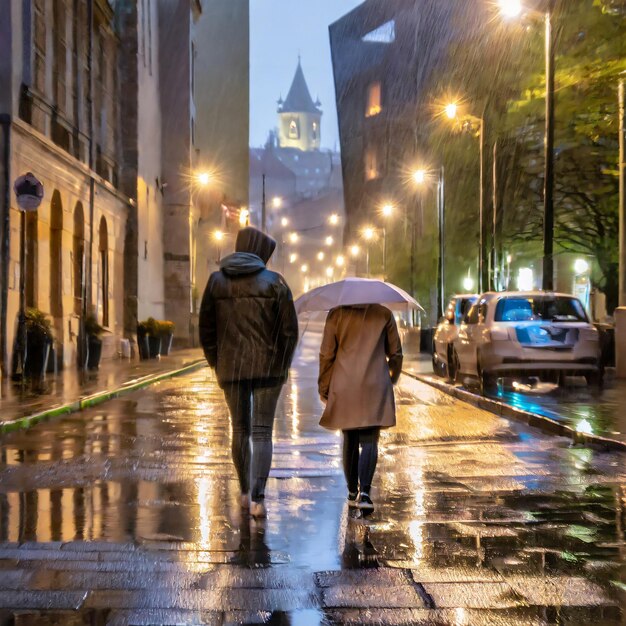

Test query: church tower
[277,59,322,152]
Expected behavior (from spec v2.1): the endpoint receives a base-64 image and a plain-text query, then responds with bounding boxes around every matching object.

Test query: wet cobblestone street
[0,330,624,625]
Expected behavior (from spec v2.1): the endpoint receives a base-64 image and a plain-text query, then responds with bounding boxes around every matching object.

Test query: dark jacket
[198,229,298,387]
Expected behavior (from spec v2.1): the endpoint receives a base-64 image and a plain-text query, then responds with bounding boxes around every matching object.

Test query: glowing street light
[289,253,298,264]
[213,230,224,242]
[412,169,426,185]
[463,275,475,292]
[362,227,375,241]
[326,267,334,278]
[197,171,211,186]
[381,203,394,218]
[239,207,249,227]
[317,251,325,261]
[498,0,522,18]
[300,264,309,273]
[213,230,224,263]
[336,255,345,267]
[325,236,334,246]
[272,196,283,209]
[445,103,458,120]
[329,213,339,226]
[350,245,360,257]
[280,217,289,227]
[289,232,299,244]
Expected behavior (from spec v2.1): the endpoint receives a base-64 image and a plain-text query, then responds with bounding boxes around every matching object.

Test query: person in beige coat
[318,303,403,513]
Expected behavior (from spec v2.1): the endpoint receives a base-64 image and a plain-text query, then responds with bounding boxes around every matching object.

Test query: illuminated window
[312,122,318,140]
[366,82,382,117]
[362,20,396,44]
[365,145,378,181]
[289,119,299,139]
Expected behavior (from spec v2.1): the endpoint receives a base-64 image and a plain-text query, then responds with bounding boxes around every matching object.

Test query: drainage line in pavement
[0,359,207,434]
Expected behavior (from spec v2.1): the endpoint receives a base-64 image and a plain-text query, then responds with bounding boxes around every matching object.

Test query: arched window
[73,203,85,315]
[289,119,299,139]
[312,122,318,140]
[98,216,109,327]
[50,191,63,319]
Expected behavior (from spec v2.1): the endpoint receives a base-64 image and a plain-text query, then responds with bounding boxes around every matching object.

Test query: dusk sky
[250,0,363,150]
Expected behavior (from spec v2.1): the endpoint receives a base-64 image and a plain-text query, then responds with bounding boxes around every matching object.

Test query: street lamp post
[381,203,394,282]
[498,0,556,291]
[411,170,427,297]
[12,173,44,381]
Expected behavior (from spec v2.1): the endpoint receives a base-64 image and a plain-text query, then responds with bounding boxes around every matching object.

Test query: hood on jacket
[219,252,267,277]
[236,227,276,264]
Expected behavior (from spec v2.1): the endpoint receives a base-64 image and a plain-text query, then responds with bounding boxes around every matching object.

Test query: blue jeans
[222,379,283,501]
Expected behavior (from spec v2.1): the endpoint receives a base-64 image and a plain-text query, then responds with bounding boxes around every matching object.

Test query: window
[50,192,63,319]
[33,0,46,93]
[312,121,318,140]
[53,0,67,113]
[494,297,587,323]
[364,145,379,181]
[362,20,396,44]
[366,82,382,117]
[289,119,299,139]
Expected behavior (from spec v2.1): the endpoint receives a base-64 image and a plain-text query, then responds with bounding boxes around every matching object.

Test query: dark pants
[222,379,283,502]
[342,427,380,495]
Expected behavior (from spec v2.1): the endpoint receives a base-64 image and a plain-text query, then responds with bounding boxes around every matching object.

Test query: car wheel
[477,358,495,395]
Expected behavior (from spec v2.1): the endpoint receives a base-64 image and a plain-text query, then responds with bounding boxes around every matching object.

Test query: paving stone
[315,568,412,588]
[84,588,320,611]
[106,609,212,625]
[0,549,99,562]
[322,585,425,609]
[0,591,88,610]
[506,576,616,607]
[61,540,137,553]
[410,566,504,583]
[198,566,314,590]
[323,607,550,626]
[0,570,34,590]
[422,582,523,609]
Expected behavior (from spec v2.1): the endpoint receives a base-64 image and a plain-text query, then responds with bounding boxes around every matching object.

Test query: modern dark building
[330,0,484,319]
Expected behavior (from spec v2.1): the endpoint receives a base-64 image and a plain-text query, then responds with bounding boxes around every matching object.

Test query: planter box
[148,336,161,359]
[160,333,174,356]
[25,335,51,380]
[87,336,103,370]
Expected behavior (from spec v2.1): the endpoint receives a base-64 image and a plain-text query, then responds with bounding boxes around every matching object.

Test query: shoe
[240,493,250,509]
[347,491,359,508]
[250,500,267,519]
[358,493,374,513]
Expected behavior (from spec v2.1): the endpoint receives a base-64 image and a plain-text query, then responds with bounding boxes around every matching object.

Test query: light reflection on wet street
[0,329,624,624]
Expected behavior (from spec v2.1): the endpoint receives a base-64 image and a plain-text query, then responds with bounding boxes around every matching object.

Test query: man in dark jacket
[199,227,298,518]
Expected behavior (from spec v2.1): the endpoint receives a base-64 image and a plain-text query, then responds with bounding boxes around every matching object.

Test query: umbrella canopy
[295,277,425,314]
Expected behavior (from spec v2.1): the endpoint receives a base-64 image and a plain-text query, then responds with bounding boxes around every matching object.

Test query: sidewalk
[0,349,206,428]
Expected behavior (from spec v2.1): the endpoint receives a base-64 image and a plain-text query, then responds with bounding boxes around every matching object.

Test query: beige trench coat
[318,304,403,431]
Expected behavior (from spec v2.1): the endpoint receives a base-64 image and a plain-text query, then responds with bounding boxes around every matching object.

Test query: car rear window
[494,297,588,323]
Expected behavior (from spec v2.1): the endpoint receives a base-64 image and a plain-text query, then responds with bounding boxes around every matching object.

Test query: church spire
[280,59,320,115]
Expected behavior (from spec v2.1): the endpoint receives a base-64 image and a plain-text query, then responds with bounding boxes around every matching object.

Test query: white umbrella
[294,277,425,314]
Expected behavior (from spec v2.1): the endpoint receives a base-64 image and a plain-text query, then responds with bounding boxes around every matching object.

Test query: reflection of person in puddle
[318,304,403,515]
[342,520,379,568]
[234,515,272,567]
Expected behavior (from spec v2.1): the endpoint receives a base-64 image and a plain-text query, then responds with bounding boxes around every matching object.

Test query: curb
[0,359,207,434]
[404,370,626,453]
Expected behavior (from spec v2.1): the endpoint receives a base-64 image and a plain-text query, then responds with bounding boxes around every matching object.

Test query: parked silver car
[432,294,478,378]
[452,291,602,393]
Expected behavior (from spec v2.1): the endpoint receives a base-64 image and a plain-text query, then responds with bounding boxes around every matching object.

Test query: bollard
[615,307,626,378]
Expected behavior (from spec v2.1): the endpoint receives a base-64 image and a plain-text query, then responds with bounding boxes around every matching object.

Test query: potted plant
[158,320,175,356]
[24,307,53,380]
[144,317,161,359]
[137,321,150,360]
[85,314,105,370]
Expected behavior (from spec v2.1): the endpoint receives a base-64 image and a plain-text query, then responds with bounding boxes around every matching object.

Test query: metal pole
[382,227,387,281]
[492,140,498,291]
[542,4,556,291]
[437,166,445,319]
[261,174,266,232]
[618,78,626,306]
[479,117,485,293]
[366,245,370,278]
[410,196,418,297]
[16,209,26,382]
